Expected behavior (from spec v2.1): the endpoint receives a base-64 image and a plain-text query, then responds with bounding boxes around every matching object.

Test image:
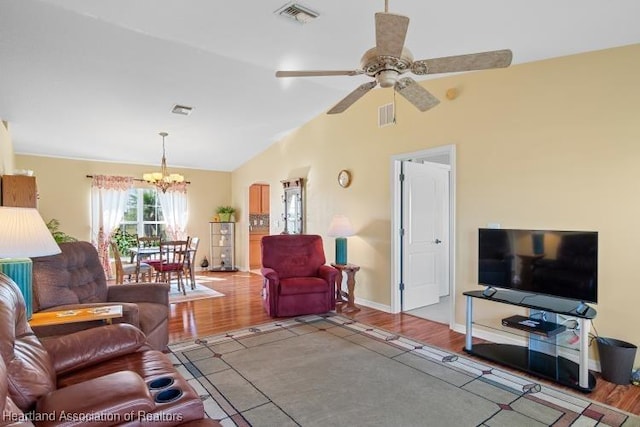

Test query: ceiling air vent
[275,2,319,24]
[378,103,395,127]
[171,104,193,116]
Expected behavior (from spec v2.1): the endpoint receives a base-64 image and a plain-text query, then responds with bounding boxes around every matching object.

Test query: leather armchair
[260,234,338,317]
[31,241,169,351]
[0,272,219,426]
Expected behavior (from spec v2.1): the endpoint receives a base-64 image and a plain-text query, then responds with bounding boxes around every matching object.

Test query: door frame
[390,144,456,328]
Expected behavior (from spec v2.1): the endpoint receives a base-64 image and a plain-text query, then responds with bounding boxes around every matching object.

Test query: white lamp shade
[0,207,61,258]
[327,215,355,238]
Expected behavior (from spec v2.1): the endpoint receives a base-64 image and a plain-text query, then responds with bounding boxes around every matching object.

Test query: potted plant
[111,228,138,257]
[216,206,236,222]
[46,219,78,244]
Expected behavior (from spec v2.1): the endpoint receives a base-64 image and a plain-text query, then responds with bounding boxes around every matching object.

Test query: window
[118,188,167,238]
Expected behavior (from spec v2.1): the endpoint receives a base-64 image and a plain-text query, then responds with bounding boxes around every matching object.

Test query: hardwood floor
[169,271,640,415]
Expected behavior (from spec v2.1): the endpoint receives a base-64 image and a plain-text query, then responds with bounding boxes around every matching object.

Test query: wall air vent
[275,2,319,24]
[171,104,193,116]
[378,103,395,127]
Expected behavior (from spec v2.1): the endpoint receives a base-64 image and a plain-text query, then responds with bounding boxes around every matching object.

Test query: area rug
[168,280,225,304]
[168,314,639,427]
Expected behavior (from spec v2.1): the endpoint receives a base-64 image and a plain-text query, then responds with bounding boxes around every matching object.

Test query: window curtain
[158,182,188,240]
[90,175,133,278]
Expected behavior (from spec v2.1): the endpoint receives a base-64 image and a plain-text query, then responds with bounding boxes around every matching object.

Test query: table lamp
[0,207,61,319]
[327,215,355,265]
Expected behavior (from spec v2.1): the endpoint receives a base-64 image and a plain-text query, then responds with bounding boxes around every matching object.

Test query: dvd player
[501,315,566,337]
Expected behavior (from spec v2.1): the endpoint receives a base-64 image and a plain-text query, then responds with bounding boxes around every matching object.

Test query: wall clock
[338,170,352,188]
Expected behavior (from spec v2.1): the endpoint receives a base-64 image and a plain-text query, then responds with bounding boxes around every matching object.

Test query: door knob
[434,239,442,244]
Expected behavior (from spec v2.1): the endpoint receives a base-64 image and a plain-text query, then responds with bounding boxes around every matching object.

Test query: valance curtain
[158,182,188,240]
[90,175,133,278]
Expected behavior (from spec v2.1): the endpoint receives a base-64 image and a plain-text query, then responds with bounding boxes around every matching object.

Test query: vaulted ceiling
[1,0,639,171]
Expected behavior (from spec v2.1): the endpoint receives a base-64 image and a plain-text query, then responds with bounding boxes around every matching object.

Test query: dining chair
[110,240,152,284]
[148,240,189,295]
[184,236,200,290]
[133,235,160,268]
[136,236,162,258]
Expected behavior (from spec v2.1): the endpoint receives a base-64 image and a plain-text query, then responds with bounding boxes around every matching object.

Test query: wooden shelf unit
[1,175,37,208]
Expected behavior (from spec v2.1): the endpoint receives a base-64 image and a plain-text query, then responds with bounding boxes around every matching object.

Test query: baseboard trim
[354,297,393,313]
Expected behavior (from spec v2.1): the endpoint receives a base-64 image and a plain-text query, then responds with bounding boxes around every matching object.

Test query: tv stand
[463,289,596,393]
[482,286,497,297]
[575,302,589,316]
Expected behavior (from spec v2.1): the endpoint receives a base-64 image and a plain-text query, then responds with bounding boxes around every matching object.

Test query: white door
[402,161,450,310]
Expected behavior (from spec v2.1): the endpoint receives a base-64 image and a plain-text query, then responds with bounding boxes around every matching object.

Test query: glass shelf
[209,222,237,272]
[471,315,583,353]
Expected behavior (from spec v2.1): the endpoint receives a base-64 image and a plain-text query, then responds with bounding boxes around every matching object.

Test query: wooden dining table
[128,246,161,263]
[128,245,190,262]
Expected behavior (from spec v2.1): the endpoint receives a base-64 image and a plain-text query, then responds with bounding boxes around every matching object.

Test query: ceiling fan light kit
[276,1,512,114]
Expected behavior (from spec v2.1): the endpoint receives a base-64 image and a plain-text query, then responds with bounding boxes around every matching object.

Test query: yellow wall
[5,44,639,365]
[0,121,14,175]
[232,44,640,361]
[14,154,231,267]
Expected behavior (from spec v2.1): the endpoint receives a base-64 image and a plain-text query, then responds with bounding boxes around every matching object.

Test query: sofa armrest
[41,324,150,376]
[107,283,170,306]
[36,371,154,427]
[260,268,279,284]
[318,265,338,285]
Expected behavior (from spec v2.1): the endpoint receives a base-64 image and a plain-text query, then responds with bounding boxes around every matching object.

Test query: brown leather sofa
[0,272,219,427]
[31,241,169,351]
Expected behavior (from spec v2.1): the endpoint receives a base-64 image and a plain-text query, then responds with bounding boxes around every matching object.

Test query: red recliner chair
[260,234,338,317]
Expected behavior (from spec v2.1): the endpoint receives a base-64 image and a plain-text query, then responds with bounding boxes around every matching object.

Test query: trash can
[597,337,637,385]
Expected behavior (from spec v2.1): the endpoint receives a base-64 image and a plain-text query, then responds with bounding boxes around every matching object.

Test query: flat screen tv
[478,228,598,303]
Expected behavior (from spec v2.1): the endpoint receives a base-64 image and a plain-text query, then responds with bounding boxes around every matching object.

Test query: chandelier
[142,132,184,193]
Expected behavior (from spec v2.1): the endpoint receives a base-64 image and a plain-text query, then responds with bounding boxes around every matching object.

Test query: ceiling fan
[276,0,512,114]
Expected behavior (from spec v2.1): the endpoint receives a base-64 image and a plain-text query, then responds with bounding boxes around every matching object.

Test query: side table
[29,305,123,327]
[331,263,360,313]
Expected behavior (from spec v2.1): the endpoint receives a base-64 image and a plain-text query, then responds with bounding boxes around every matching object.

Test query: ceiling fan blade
[276,70,363,78]
[394,77,440,112]
[375,12,410,58]
[327,81,377,114]
[411,49,513,75]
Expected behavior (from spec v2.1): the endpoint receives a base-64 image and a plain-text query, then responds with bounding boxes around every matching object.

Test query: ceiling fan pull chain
[393,89,397,124]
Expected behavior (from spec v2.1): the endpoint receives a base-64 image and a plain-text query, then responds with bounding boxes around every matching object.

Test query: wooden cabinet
[1,175,37,208]
[249,184,270,214]
[249,232,268,269]
[260,185,270,213]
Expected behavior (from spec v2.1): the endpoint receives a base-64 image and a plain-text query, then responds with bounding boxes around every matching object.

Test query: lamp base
[0,258,33,319]
[335,237,348,265]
